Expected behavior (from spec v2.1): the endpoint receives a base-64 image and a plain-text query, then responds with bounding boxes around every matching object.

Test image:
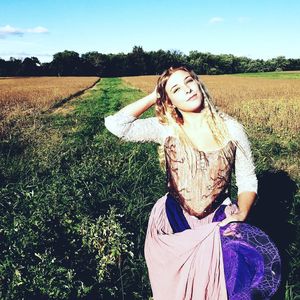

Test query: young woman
[104,66,281,300]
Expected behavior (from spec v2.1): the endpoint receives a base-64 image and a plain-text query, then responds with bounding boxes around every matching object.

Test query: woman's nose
[184,85,192,93]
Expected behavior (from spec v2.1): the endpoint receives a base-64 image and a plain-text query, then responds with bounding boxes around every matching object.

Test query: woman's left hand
[218,211,247,236]
[218,211,247,227]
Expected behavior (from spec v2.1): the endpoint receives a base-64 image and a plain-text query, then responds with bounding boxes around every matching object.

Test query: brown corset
[164,136,236,219]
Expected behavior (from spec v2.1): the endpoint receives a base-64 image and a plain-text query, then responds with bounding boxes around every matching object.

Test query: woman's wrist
[148,90,157,106]
[146,92,156,106]
[236,191,256,221]
[233,210,248,221]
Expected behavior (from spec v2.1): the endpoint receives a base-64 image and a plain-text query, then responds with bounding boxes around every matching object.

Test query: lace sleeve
[227,118,258,196]
[104,110,169,144]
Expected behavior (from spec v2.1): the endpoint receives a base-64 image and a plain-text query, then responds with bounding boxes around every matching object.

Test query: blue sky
[0,0,299,62]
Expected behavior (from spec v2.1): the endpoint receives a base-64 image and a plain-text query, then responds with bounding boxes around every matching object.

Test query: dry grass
[122,75,300,179]
[0,76,100,120]
[122,75,300,136]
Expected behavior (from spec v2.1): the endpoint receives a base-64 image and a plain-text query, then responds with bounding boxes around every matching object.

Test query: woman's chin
[184,101,203,112]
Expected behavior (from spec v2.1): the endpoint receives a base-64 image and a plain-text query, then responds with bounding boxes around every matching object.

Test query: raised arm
[104,87,170,144]
[115,88,157,118]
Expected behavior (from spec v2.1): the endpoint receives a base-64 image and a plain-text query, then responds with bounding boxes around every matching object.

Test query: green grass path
[0,78,163,299]
[0,77,299,299]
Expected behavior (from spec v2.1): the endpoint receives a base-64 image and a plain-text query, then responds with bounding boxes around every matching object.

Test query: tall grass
[0,76,99,122]
[123,74,300,178]
[0,75,299,299]
[121,74,300,299]
[0,78,169,299]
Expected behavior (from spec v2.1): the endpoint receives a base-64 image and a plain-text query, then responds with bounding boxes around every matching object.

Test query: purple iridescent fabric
[166,193,281,299]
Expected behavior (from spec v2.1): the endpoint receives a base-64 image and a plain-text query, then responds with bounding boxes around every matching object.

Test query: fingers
[220,222,242,238]
[223,223,238,236]
[224,203,239,217]
[154,85,162,99]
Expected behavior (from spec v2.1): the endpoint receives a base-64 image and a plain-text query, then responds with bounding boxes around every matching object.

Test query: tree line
[1,46,299,77]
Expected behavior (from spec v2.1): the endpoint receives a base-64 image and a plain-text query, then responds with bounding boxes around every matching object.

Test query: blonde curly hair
[154,66,243,171]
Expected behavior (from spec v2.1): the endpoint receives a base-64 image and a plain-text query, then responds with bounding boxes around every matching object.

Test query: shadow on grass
[248,169,299,299]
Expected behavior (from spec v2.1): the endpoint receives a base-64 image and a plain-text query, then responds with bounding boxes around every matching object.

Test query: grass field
[0,73,299,299]
[231,71,300,79]
[123,74,300,179]
[0,76,100,121]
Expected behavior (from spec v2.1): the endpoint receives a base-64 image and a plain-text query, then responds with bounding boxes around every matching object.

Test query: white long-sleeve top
[104,110,258,197]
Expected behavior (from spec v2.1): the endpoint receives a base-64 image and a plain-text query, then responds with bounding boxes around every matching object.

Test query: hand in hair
[150,85,159,105]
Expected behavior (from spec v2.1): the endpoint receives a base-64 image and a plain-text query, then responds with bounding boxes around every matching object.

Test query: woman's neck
[179,106,210,130]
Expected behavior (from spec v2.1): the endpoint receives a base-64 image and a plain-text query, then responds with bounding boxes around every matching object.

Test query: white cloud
[209,17,224,24]
[0,25,23,36]
[0,25,49,37]
[27,26,49,33]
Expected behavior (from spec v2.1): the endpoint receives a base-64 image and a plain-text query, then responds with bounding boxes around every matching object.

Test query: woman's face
[165,70,204,113]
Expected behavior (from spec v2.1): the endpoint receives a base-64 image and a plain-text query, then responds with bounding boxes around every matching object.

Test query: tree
[271,56,288,71]
[1,49,299,76]
[50,50,82,76]
[127,46,148,75]
[6,57,22,76]
[19,57,41,76]
[81,52,108,76]
[0,58,8,76]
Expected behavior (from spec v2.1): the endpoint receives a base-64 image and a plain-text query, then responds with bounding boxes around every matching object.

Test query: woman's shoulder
[219,111,239,124]
[219,111,245,131]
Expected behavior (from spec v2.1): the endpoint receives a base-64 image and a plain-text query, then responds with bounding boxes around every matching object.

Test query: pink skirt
[144,193,239,300]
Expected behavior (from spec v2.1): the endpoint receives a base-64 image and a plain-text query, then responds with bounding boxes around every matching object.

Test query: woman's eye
[173,79,193,93]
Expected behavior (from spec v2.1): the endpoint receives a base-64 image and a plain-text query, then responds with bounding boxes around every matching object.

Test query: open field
[231,71,300,79]
[123,74,300,182]
[0,76,100,120]
[0,74,299,299]
[122,74,300,136]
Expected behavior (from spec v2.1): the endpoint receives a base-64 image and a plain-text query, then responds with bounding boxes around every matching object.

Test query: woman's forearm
[237,191,257,219]
[118,92,156,118]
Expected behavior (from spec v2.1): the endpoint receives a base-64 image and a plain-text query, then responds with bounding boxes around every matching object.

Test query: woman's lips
[187,94,197,101]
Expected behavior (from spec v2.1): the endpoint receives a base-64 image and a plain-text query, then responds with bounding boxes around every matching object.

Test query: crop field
[0,76,100,120]
[0,73,299,299]
[122,75,300,136]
